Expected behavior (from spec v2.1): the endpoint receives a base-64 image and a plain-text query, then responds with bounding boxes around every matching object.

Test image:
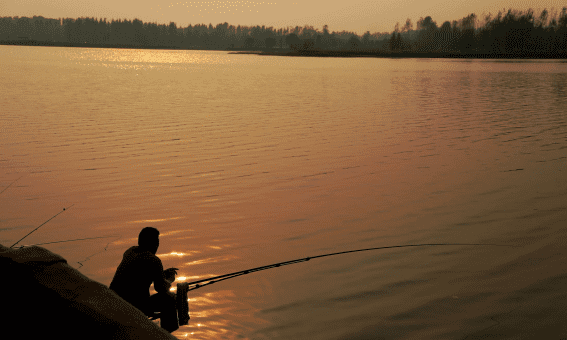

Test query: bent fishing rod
[184,243,518,291]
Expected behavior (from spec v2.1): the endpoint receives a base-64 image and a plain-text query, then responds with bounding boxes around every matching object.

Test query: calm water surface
[1,46,567,339]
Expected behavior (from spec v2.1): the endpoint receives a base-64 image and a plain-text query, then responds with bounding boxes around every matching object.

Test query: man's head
[138,227,160,254]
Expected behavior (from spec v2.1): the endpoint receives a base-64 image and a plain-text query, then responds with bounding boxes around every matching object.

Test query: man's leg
[149,293,179,333]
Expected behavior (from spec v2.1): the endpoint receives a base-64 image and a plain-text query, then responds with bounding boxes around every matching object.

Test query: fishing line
[10,204,75,248]
[185,243,518,291]
[77,234,122,269]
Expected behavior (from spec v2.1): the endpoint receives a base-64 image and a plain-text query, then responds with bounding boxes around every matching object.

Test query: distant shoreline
[2,40,566,59]
[0,40,224,52]
[231,50,567,59]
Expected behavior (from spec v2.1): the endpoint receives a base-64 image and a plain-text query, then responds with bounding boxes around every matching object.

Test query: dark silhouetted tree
[389,22,402,51]
[347,35,360,50]
[265,36,276,49]
[459,13,476,53]
[285,33,301,50]
[361,31,371,49]
[244,36,255,49]
[15,16,33,39]
[438,21,454,52]
[416,16,438,52]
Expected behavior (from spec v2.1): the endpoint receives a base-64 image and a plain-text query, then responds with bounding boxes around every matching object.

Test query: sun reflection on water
[176,289,257,339]
[127,216,184,223]
[158,250,200,257]
[184,255,238,266]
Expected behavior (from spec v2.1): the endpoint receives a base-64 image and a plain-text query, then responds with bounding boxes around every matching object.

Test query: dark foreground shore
[2,40,566,59]
[0,244,177,339]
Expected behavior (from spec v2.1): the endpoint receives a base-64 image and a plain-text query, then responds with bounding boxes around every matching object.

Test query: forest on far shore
[1,8,567,57]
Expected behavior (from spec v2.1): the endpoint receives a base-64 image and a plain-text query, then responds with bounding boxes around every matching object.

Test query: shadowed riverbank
[232,50,567,59]
[2,40,565,59]
[0,40,223,51]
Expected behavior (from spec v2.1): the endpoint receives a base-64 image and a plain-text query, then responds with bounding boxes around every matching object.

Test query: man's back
[110,246,167,314]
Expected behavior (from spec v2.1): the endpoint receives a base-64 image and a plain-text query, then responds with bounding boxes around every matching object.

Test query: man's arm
[152,258,173,295]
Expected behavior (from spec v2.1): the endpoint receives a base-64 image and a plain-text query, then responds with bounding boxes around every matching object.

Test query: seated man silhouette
[110,227,181,333]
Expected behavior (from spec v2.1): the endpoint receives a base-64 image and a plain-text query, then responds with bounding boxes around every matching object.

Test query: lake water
[1,46,567,339]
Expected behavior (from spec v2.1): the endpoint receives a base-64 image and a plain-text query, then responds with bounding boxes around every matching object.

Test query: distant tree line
[386,8,567,55]
[0,16,386,50]
[1,8,567,56]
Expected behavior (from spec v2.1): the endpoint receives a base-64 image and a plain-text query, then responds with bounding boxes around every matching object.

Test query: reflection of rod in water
[185,243,518,291]
[10,204,75,248]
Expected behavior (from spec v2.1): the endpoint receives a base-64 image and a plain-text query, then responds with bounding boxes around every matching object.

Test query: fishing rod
[12,235,119,249]
[0,176,23,196]
[184,243,518,291]
[10,204,75,248]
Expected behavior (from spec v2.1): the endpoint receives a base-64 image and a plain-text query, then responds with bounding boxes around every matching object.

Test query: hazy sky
[2,0,565,34]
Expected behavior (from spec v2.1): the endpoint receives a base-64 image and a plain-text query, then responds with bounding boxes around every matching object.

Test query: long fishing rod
[0,175,23,196]
[184,243,518,291]
[10,204,75,248]
[12,235,119,249]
